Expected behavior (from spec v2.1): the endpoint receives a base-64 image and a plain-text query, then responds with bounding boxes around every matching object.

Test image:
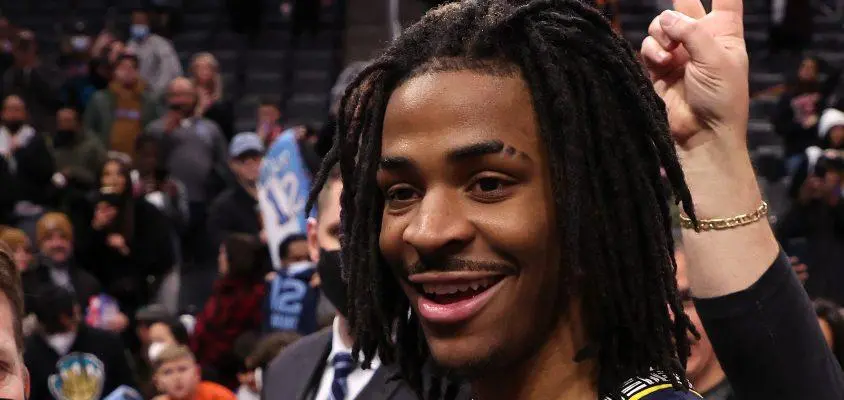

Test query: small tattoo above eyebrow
[504,146,517,156]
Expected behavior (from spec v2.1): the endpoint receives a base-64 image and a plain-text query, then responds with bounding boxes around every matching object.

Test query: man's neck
[337,316,355,349]
[691,360,727,395]
[472,308,597,400]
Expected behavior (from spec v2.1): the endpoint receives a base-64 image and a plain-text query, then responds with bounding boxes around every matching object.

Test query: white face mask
[147,341,167,362]
[45,331,76,356]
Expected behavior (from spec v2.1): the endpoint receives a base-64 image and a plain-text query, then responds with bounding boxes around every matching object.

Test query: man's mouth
[407,272,509,324]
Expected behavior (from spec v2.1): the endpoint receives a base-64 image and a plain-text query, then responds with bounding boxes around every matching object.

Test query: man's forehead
[0,294,19,357]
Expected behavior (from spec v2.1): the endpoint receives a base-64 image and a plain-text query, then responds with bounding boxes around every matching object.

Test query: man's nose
[402,188,474,256]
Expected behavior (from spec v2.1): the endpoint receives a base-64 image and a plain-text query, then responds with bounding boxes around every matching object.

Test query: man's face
[676,249,718,382]
[0,293,29,400]
[136,143,158,175]
[231,153,262,184]
[281,239,310,266]
[131,11,149,27]
[257,105,281,124]
[168,80,196,115]
[155,358,200,400]
[1,96,26,124]
[41,231,73,264]
[798,58,819,83]
[377,70,560,374]
[237,369,259,392]
[56,109,79,132]
[307,181,342,262]
[149,322,178,346]
[829,126,844,149]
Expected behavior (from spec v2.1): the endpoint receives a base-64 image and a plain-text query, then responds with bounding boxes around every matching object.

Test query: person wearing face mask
[263,167,467,400]
[24,285,135,400]
[0,95,56,223]
[144,77,229,271]
[191,233,266,389]
[58,21,98,113]
[125,9,182,96]
[50,107,107,191]
[84,53,159,159]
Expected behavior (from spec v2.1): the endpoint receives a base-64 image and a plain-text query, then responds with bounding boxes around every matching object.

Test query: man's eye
[386,187,418,202]
[468,176,514,201]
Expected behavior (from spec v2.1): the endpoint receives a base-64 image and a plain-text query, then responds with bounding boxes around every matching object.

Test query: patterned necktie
[329,352,355,400]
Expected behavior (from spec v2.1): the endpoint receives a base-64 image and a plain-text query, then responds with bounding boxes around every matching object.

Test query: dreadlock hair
[308,0,699,398]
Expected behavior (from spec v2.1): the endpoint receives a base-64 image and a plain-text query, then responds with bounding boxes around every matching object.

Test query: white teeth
[421,278,496,296]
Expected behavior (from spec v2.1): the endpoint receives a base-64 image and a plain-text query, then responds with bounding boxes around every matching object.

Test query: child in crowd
[234,331,302,400]
[191,233,265,388]
[153,345,236,400]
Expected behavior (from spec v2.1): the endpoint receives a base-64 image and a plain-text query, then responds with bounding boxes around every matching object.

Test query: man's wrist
[676,127,762,218]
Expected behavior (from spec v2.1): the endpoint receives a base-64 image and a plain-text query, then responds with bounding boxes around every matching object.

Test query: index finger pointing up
[713,0,744,14]
[672,0,706,19]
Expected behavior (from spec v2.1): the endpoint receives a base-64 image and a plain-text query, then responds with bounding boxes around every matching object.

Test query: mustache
[405,256,519,276]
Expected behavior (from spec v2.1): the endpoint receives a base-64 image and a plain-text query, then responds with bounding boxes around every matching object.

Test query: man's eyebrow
[379,156,414,171]
[446,140,506,162]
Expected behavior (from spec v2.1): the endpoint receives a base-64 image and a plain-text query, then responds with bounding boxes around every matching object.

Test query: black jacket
[263,328,470,400]
[77,198,175,310]
[207,182,261,249]
[5,131,56,208]
[25,326,135,400]
[1,65,64,132]
[21,257,101,315]
[203,100,235,142]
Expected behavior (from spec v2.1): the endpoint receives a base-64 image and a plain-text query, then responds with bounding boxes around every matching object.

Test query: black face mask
[3,120,23,133]
[317,249,347,317]
[53,130,77,148]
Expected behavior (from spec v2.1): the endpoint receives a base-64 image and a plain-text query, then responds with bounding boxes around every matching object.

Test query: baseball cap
[229,132,265,158]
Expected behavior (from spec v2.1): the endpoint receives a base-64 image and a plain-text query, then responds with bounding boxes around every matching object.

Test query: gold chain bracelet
[679,201,769,231]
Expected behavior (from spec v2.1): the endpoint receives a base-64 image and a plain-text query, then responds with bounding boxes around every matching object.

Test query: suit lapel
[356,365,404,399]
[295,331,333,400]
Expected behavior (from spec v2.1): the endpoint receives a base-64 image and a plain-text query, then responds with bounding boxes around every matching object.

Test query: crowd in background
[0,0,841,399]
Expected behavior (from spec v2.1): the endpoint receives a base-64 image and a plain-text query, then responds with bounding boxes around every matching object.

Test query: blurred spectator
[787,108,844,199]
[84,53,159,159]
[236,332,302,400]
[192,233,266,389]
[207,132,264,251]
[0,17,14,76]
[676,243,735,399]
[279,233,308,267]
[82,156,175,318]
[153,345,236,400]
[774,57,841,173]
[190,52,234,141]
[0,227,32,272]
[255,98,284,146]
[58,21,97,113]
[777,148,844,305]
[769,0,812,55]
[145,77,229,266]
[0,30,63,133]
[1,95,57,217]
[89,39,125,91]
[25,285,135,400]
[135,304,173,397]
[51,107,107,191]
[22,213,101,314]
[126,9,183,96]
[815,299,844,369]
[148,317,191,362]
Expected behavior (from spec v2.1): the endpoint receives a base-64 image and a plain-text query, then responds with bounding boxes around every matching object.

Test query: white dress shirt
[314,317,382,400]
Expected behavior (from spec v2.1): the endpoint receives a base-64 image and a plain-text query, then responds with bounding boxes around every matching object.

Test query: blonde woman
[189,52,234,140]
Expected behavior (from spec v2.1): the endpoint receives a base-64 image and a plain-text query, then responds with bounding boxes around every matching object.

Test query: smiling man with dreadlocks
[308,0,844,399]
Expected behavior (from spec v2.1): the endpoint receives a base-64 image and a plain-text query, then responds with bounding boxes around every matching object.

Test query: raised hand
[641,0,748,149]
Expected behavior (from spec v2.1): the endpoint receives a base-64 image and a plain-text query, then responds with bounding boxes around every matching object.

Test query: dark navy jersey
[264,263,320,335]
[605,372,703,400]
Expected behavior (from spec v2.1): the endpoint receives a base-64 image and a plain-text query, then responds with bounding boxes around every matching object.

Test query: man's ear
[23,366,30,400]
[306,217,320,262]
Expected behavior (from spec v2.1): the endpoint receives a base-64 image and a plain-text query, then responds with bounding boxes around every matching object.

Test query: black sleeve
[206,196,232,251]
[15,134,55,185]
[105,333,137,393]
[695,251,844,400]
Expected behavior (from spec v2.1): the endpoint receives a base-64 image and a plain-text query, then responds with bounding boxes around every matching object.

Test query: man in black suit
[263,168,466,400]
